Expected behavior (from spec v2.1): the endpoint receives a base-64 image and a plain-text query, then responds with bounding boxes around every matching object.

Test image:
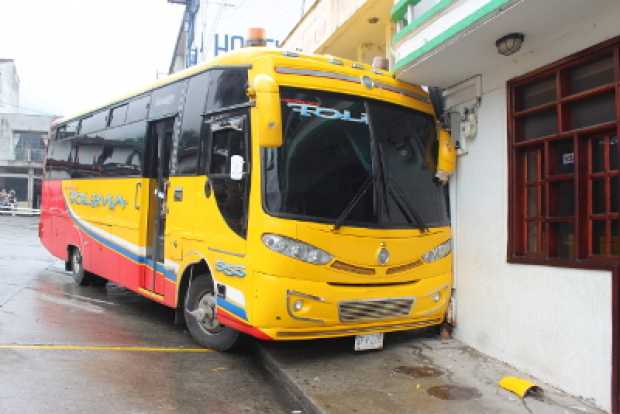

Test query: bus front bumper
[222,271,451,341]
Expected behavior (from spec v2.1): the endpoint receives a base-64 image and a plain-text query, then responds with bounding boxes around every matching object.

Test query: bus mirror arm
[435,128,456,184]
[251,74,283,148]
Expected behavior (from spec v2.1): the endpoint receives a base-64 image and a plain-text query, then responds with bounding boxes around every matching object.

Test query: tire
[70,248,90,286]
[184,275,240,351]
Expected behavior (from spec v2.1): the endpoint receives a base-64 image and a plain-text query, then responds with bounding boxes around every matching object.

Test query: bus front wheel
[184,275,240,351]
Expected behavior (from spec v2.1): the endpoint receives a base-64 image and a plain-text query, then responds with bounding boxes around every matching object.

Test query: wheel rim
[189,291,224,335]
[72,252,81,276]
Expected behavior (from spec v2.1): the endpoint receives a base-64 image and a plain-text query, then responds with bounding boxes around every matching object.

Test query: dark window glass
[527,222,538,253]
[592,137,605,172]
[549,139,574,175]
[176,72,210,175]
[45,138,73,179]
[550,222,574,259]
[264,88,448,229]
[205,69,248,113]
[81,110,108,134]
[612,220,620,256]
[567,92,615,130]
[592,178,605,214]
[515,76,556,111]
[126,95,150,123]
[208,114,249,238]
[57,120,79,140]
[567,55,614,95]
[611,136,618,170]
[517,109,557,140]
[611,176,619,212]
[549,180,574,217]
[527,186,538,218]
[592,220,606,255]
[97,121,147,177]
[109,105,128,128]
[150,82,185,120]
[71,135,104,178]
[526,150,539,182]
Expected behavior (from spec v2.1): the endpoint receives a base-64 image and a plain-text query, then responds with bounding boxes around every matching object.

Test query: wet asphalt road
[0,216,294,414]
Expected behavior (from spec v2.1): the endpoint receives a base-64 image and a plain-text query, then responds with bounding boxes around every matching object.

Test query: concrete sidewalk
[257,329,605,414]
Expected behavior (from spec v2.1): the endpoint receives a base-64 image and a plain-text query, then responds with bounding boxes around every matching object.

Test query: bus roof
[54,48,429,126]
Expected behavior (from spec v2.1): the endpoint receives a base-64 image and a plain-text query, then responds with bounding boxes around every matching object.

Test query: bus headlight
[421,239,452,263]
[262,234,333,265]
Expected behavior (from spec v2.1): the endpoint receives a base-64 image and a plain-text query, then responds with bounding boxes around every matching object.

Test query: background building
[168,0,311,74]
[0,59,56,209]
[284,0,619,412]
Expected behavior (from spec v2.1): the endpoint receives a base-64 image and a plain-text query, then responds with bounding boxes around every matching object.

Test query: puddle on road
[427,385,482,401]
[394,365,444,378]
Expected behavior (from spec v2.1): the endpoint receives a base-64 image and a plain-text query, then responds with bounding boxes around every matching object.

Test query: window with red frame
[509,38,620,264]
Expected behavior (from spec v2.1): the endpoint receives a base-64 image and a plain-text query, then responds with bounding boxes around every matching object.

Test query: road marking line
[0,344,212,352]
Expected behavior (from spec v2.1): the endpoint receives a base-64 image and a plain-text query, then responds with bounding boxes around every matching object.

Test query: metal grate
[338,298,414,322]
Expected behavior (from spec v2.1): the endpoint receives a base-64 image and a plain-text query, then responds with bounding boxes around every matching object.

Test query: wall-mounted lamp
[496,33,524,56]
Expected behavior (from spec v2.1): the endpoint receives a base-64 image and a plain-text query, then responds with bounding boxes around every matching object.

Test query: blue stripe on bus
[216,297,247,320]
[67,209,177,282]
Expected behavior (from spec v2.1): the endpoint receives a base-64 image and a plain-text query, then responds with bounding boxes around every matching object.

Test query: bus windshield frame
[262,87,450,230]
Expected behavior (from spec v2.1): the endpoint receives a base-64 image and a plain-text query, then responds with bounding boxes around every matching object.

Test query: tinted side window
[57,120,79,140]
[81,110,108,134]
[176,72,209,175]
[205,69,248,113]
[72,135,104,178]
[208,114,249,238]
[45,137,73,179]
[150,81,185,120]
[97,121,147,177]
[126,95,150,123]
[109,104,128,128]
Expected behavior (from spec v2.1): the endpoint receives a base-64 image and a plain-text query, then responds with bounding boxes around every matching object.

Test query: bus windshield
[263,87,449,229]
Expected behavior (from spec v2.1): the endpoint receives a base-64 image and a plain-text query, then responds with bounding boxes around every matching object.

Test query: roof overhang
[394,0,619,88]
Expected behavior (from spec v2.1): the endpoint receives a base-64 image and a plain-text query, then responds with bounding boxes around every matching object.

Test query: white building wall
[0,61,19,113]
[448,7,620,412]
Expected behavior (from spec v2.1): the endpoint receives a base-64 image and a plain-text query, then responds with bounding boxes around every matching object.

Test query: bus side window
[126,95,150,124]
[98,121,147,177]
[176,72,210,175]
[205,69,248,111]
[150,81,185,120]
[45,133,72,180]
[207,115,249,238]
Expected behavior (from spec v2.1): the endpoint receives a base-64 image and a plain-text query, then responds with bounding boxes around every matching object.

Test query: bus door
[144,117,174,294]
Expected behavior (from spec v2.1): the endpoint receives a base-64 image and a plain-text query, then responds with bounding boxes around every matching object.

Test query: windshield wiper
[332,175,373,231]
[370,122,428,231]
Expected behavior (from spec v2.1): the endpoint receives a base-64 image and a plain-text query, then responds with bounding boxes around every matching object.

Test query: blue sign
[214,34,281,56]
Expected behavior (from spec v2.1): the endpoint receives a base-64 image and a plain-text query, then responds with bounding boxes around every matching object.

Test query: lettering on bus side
[286,102,368,124]
[69,191,127,210]
[215,260,246,278]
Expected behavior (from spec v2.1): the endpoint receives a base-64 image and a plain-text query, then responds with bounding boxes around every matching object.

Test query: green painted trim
[393,0,454,44]
[391,0,419,22]
[393,0,512,73]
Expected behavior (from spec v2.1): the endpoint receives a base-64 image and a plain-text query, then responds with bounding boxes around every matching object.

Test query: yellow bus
[40,41,455,351]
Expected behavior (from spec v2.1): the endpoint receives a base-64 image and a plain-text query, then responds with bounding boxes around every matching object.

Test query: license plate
[354,333,384,351]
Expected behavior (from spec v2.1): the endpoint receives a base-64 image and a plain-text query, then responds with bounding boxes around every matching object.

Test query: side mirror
[230,155,244,181]
[251,74,283,147]
[435,128,456,184]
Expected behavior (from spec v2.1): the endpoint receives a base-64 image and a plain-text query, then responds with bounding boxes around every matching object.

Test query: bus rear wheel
[184,275,240,351]
[70,248,90,286]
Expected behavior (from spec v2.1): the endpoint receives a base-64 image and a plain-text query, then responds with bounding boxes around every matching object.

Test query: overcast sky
[0,0,184,117]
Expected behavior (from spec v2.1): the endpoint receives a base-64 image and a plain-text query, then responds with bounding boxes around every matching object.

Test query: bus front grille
[338,298,414,322]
